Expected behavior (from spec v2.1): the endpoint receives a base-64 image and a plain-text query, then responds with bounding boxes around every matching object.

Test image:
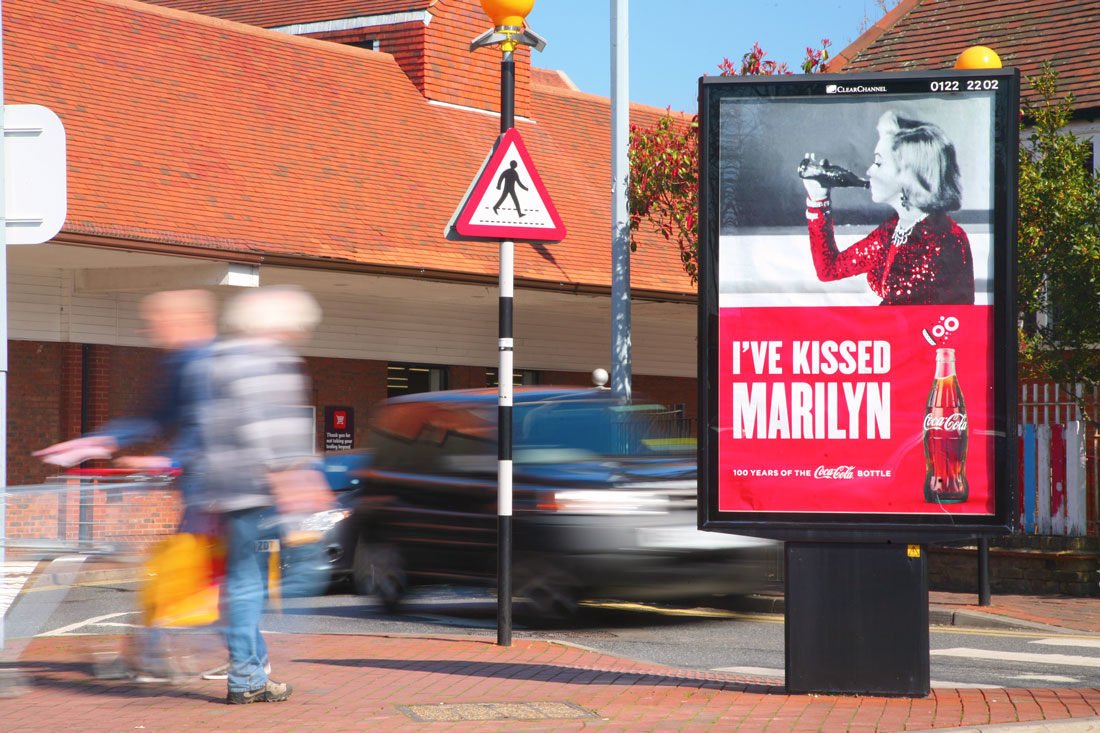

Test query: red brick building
[4,0,698,485]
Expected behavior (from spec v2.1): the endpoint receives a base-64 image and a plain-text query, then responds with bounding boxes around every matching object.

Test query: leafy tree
[1017,63,1100,414]
[628,42,830,284]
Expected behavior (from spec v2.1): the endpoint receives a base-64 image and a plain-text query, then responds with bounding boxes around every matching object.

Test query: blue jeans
[223,507,276,693]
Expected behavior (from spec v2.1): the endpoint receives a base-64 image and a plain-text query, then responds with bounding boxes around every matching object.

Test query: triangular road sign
[449,128,566,242]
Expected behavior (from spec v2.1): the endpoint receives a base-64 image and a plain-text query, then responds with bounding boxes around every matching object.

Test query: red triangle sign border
[453,128,566,242]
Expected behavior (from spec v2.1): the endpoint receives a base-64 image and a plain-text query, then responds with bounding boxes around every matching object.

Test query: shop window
[486,368,542,388]
[388,363,447,397]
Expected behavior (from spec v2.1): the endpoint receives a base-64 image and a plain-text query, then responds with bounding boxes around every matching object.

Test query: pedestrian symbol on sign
[493,161,528,218]
[447,127,566,242]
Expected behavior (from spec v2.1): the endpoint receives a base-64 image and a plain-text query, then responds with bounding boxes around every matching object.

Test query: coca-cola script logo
[923,412,968,432]
[814,465,855,480]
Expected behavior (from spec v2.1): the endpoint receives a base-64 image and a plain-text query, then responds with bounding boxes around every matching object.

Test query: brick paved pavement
[1,625,1098,731]
[929,591,1100,634]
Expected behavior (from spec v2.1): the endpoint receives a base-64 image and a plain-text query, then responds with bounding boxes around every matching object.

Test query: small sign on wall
[324,406,354,452]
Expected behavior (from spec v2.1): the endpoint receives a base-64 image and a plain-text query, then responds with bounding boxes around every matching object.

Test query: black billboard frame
[697,68,1020,544]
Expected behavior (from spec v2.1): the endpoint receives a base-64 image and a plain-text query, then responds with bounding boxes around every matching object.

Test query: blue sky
[524,0,889,114]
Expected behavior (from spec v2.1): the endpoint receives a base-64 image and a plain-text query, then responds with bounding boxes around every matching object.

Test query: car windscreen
[514,400,689,461]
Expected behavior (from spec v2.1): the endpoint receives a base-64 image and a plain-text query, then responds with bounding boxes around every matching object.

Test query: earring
[899,190,910,209]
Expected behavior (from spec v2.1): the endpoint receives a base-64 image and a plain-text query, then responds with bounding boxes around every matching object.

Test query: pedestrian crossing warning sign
[448,127,566,242]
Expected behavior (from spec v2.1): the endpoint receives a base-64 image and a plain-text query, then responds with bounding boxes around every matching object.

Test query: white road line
[1031,638,1100,649]
[1012,674,1080,683]
[95,622,144,629]
[933,647,1100,668]
[38,611,137,637]
[930,681,1002,689]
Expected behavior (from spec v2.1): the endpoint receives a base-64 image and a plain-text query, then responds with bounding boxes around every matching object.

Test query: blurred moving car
[349,387,779,620]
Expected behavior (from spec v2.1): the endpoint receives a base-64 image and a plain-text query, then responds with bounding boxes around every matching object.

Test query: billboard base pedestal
[785,542,929,697]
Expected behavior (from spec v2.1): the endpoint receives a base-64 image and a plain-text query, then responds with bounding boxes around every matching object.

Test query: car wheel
[514,559,579,625]
[352,539,406,613]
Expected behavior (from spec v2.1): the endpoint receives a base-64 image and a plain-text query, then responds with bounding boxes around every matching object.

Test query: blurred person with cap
[197,284,326,705]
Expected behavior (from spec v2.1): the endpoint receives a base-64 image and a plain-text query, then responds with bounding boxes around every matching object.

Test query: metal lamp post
[470,0,546,647]
[954,44,1002,609]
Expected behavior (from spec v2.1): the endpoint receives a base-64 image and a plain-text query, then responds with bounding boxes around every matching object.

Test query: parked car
[348,387,778,620]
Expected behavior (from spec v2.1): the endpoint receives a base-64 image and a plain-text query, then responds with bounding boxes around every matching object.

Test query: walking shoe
[226,678,292,704]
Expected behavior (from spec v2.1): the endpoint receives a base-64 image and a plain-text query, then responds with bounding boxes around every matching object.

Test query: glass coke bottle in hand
[798,155,869,189]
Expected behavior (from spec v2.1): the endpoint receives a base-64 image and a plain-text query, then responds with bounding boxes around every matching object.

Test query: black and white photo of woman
[800,111,975,305]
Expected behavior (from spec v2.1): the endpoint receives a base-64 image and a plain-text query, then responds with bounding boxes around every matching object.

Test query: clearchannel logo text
[825,84,888,94]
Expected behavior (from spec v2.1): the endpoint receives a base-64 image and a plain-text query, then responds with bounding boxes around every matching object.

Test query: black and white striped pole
[470,0,547,648]
[497,45,515,647]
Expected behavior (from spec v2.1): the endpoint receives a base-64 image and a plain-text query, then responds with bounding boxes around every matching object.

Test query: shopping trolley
[1,468,225,680]
[2,468,182,558]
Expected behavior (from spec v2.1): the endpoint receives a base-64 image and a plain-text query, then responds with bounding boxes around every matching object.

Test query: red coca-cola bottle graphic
[923,347,969,503]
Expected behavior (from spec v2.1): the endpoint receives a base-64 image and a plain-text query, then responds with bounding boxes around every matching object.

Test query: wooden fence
[1018,383,1099,538]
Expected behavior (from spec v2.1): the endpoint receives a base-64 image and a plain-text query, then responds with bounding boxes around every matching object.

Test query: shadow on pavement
[295,656,783,694]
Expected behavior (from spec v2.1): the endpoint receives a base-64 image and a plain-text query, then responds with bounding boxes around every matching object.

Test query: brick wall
[542,369,595,388]
[105,346,161,425]
[8,341,64,486]
[929,538,1100,597]
[82,344,113,435]
[449,364,486,390]
[633,374,698,419]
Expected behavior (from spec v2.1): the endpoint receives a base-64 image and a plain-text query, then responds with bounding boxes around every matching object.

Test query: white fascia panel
[271,11,431,36]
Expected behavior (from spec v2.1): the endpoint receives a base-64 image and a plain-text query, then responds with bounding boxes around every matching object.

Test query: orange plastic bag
[141,533,225,628]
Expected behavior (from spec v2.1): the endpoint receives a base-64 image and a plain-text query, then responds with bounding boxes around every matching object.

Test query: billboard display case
[698,69,1019,541]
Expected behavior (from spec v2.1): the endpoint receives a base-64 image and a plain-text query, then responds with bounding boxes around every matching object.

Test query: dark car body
[349,387,779,618]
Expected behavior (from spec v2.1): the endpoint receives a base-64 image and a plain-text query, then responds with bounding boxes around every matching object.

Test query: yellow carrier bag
[141,533,225,628]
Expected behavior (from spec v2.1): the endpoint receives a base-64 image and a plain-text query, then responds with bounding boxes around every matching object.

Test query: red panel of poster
[698,70,1018,538]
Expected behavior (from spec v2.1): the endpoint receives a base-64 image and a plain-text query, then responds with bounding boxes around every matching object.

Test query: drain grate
[398,701,598,722]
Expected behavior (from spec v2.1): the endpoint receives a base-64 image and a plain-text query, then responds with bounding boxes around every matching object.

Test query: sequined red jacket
[806,206,975,305]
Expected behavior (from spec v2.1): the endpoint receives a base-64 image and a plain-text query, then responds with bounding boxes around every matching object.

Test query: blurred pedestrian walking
[32,289,221,681]
[197,285,325,704]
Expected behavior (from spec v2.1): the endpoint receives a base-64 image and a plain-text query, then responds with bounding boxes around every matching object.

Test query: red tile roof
[829,0,1100,110]
[139,0,434,28]
[531,68,578,91]
[9,0,693,297]
[146,0,534,119]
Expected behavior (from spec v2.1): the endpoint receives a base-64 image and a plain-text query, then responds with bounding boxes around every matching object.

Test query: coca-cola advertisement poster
[698,70,1019,537]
